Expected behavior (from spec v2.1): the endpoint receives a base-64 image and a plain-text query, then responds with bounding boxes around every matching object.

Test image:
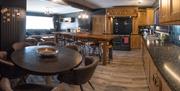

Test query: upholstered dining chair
[0,42,30,81]
[12,42,31,51]
[38,41,56,46]
[65,45,79,51]
[57,57,98,91]
[25,38,38,45]
[13,84,53,91]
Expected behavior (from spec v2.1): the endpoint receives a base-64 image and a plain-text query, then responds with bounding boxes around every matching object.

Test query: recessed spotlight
[138,0,143,4]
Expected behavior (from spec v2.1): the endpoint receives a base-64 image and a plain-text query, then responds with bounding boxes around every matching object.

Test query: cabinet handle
[152,73,161,87]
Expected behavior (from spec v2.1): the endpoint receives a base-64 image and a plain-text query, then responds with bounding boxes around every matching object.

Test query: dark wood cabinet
[159,0,180,24]
[142,38,172,91]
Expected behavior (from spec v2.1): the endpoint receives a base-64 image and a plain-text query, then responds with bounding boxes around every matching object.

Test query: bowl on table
[37,47,58,57]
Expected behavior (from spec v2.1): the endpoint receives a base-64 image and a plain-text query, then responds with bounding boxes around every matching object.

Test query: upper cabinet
[106,7,138,17]
[92,15,105,34]
[138,8,154,26]
[159,0,180,24]
[146,8,154,25]
[169,0,180,23]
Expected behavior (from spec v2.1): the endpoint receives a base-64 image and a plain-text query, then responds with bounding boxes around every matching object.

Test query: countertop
[143,35,180,91]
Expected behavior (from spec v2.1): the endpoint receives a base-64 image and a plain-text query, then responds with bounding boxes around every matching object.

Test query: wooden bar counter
[53,32,119,65]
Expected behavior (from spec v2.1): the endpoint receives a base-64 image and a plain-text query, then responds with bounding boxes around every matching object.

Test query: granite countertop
[143,35,180,91]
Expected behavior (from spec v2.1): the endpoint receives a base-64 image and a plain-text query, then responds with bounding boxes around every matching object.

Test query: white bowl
[37,47,58,57]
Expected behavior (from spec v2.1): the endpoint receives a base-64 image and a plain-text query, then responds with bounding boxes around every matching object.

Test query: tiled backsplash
[153,25,180,46]
[170,25,180,46]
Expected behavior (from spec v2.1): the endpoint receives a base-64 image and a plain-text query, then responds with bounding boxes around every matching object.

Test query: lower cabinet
[142,40,171,91]
[149,59,162,91]
[131,35,141,49]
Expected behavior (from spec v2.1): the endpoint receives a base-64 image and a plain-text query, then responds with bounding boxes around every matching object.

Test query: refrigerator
[112,17,132,50]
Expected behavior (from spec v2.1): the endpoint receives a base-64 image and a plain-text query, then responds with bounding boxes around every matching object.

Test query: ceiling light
[138,0,143,4]
[78,13,89,19]
[52,0,58,2]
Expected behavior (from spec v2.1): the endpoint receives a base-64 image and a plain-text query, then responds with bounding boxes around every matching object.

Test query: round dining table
[11,46,82,75]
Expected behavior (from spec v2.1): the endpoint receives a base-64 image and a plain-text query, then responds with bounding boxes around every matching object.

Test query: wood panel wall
[92,15,105,34]
[0,0,26,50]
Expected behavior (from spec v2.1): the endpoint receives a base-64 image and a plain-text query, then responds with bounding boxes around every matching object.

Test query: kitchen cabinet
[149,59,162,91]
[169,0,180,23]
[106,7,138,17]
[142,38,172,91]
[138,8,154,26]
[92,15,105,34]
[146,8,154,25]
[131,35,140,49]
[159,0,180,24]
[142,39,150,85]
[159,0,170,23]
[138,9,147,26]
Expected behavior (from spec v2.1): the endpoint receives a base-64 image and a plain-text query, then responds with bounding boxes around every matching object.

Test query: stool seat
[13,84,53,91]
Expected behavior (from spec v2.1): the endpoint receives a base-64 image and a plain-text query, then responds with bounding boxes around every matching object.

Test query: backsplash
[170,25,180,46]
[153,25,180,46]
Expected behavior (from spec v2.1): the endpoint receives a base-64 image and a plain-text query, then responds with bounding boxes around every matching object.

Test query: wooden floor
[26,49,149,91]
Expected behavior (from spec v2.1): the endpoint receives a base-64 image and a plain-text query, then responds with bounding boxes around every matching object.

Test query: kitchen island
[143,35,180,91]
[53,32,119,65]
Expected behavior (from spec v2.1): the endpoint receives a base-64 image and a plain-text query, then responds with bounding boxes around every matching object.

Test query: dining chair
[25,38,38,45]
[38,41,56,46]
[57,57,98,91]
[13,84,53,91]
[12,42,32,51]
[1,42,30,82]
[65,45,79,51]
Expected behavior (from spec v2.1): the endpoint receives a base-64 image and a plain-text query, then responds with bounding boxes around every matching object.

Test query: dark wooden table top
[53,32,119,41]
[11,46,82,75]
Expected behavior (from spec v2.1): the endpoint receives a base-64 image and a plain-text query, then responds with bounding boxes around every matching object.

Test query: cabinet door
[146,8,154,25]
[92,15,105,34]
[144,49,150,85]
[158,73,172,91]
[169,0,180,22]
[149,59,162,91]
[159,0,170,23]
[105,16,113,34]
[138,11,146,26]
[131,35,140,49]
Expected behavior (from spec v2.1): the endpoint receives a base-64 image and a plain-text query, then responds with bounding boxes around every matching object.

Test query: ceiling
[27,0,83,14]
[27,0,157,14]
[89,0,156,8]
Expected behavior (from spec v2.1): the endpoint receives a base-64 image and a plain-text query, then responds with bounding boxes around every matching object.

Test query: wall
[170,25,180,46]
[60,9,105,32]
[60,11,92,32]
[0,0,26,50]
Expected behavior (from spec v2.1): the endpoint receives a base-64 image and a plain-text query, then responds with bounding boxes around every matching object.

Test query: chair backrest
[25,38,38,45]
[73,57,98,84]
[0,51,7,60]
[13,84,53,91]
[65,45,79,51]
[38,41,56,46]
[12,42,30,51]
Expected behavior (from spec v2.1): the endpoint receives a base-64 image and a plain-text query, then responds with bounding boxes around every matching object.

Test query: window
[26,16,54,30]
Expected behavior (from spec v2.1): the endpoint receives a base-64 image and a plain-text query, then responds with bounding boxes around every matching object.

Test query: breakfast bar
[53,32,118,65]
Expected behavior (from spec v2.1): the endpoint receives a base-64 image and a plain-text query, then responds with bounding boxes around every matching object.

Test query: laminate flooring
[26,49,149,91]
